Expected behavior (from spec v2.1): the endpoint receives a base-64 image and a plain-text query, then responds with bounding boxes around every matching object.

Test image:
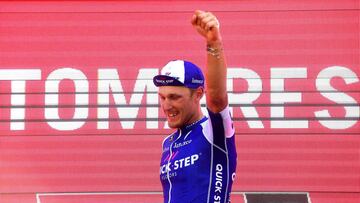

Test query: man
[153,10,237,203]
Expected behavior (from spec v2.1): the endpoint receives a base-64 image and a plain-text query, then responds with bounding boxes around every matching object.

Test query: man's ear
[195,87,205,101]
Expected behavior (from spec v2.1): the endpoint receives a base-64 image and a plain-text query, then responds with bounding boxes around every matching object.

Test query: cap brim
[153,75,184,87]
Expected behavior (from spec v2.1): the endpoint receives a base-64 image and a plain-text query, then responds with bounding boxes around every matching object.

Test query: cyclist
[153,10,237,203]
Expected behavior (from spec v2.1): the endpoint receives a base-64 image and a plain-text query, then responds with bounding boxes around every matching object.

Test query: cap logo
[191,78,203,84]
[155,78,175,84]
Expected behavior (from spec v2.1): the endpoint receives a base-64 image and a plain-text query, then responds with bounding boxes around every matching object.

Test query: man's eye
[170,95,181,100]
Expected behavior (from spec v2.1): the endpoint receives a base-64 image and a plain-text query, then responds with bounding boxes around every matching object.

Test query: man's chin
[167,121,182,129]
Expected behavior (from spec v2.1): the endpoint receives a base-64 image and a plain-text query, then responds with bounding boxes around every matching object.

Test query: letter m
[97,68,158,129]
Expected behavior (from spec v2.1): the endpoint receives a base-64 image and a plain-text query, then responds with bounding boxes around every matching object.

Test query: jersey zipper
[167,129,182,203]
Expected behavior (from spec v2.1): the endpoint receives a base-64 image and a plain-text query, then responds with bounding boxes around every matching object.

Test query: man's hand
[191,10,222,44]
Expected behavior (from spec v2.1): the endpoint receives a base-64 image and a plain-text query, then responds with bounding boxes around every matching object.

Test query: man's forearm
[206,40,228,113]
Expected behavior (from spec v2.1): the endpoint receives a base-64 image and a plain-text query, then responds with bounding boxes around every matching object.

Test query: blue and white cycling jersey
[160,106,237,203]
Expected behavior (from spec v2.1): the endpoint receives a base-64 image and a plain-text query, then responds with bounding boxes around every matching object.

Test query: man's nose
[162,99,172,111]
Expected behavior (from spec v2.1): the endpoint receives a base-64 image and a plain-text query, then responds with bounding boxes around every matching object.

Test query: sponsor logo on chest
[160,154,199,174]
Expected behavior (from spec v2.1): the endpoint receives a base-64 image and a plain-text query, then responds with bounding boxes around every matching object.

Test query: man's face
[158,86,201,129]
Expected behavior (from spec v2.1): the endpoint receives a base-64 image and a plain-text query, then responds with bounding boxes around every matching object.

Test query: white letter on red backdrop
[271,68,308,128]
[227,68,264,128]
[45,68,89,131]
[315,66,359,129]
[0,69,41,130]
[97,68,158,129]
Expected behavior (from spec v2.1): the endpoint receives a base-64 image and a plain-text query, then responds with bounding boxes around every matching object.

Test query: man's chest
[160,130,211,177]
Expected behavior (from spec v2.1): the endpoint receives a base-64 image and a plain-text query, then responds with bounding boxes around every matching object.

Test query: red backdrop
[0,1,359,202]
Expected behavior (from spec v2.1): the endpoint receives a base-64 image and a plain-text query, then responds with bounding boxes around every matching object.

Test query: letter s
[173,160,179,170]
[315,66,359,129]
[214,195,221,201]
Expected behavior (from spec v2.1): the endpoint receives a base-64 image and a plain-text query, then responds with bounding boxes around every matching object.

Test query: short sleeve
[218,106,235,138]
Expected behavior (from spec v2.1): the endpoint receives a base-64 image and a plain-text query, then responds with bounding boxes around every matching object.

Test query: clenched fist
[191,10,222,44]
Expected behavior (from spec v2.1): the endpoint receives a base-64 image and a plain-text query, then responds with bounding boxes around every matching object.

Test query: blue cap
[153,60,205,89]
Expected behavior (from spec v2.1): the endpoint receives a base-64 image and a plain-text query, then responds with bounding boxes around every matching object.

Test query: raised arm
[191,10,228,113]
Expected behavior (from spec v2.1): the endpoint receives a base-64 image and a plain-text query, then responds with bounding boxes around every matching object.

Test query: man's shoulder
[205,106,235,139]
[162,131,178,147]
